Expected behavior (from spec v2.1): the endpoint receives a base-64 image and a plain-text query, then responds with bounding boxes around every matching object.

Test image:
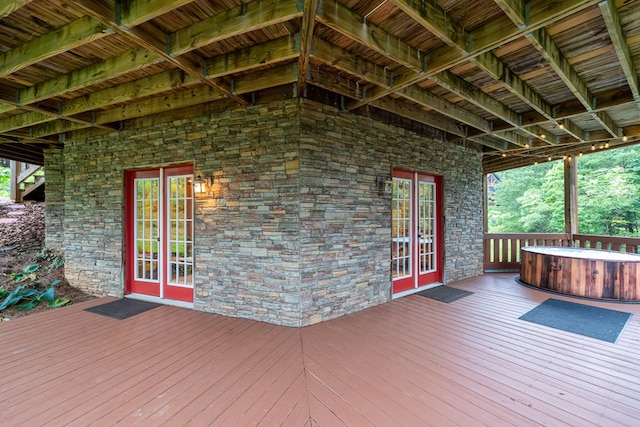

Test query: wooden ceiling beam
[117,0,197,28]
[317,0,424,73]
[31,85,227,138]
[472,52,554,120]
[389,0,468,53]
[169,0,302,57]
[233,63,298,95]
[492,0,528,29]
[205,35,300,79]
[598,0,640,104]
[311,38,526,146]
[0,16,109,78]
[0,0,32,18]
[69,0,247,105]
[527,28,620,137]
[370,97,469,140]
[0,47,163,117]
[7,41,302,136]
[397,85,492,134]
[351,0,600,108]
[430,71,536,146]
[311,38,391,88]
[297,0,318,97]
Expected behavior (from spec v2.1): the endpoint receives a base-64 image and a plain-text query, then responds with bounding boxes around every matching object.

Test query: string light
[591,144,595,151]
[605,142,609,148]
[622,135,628,142]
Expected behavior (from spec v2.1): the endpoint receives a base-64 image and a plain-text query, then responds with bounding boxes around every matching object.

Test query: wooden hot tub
[520,246,640,301]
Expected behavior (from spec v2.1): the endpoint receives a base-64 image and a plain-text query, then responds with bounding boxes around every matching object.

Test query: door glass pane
[419,181,437,274]
[135,178,159,281]
[167,175,194,288]
[392,178,412,279]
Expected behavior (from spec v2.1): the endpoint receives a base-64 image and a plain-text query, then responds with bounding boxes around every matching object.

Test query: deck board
[1,274,640,426]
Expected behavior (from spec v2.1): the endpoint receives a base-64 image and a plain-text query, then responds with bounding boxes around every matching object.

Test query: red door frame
[125,164,194,302]
[392,169,444,295]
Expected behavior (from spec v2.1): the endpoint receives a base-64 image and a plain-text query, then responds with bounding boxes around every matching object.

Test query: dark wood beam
[297,0,318,96]
[0,16,109,77]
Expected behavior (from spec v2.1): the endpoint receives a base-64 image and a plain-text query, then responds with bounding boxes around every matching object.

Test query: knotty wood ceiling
[1,0,639,172]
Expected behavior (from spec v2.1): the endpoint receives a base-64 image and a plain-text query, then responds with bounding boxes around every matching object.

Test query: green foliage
[488,146,640,236]
[34,248,65,270]
[0,167,9,198]
[0,262,70,312]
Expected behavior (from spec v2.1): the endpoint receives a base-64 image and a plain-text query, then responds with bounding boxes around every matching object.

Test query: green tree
[488,145,640,237]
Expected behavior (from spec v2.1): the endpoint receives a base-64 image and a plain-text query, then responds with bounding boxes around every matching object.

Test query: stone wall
[297,100,484,324]
[48,97,483,327]
[43,147,65,250]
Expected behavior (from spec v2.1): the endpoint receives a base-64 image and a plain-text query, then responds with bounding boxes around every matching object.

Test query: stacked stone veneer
[49,98,483,327]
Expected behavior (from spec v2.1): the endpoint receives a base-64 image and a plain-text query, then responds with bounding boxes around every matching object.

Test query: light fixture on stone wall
[376,176,392,194]
[193,174,213,195]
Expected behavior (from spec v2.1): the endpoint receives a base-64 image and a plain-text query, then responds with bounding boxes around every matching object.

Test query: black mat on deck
[416,286,473,303]
[84,299,161,320]
[519,298,632,343]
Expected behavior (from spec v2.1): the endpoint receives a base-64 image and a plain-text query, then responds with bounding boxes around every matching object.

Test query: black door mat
[519,298,632,343]
[84,299,161,320]
[416,286,474,303]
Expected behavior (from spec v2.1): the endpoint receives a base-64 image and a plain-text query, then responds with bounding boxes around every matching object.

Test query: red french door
[125,165,194,303]
[392,170,443,295]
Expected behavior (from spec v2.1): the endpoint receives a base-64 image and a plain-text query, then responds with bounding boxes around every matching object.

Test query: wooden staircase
[10,161,44,202]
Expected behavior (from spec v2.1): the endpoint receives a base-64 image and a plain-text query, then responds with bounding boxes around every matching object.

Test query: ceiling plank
[350,0,600,109]
[527,28,619,137]
[4,47,163,115]
[0,0,32,18]
[492,0,528,29]
[118,0,197,28]
[473,52,554,120]
[233,63,298,95]
[31,85,228,138]
[370,97,468,139]
[0,16,109,77]
[297,0,318,97]
[205,35,300,79]
[317,0,424,73]
[389,0,468,53]
[68,0,247,106]
[397,86,493,134]
[311,37,391,88]
[169,0,303,57]
[311,38,524,146]
[598,0,640,104]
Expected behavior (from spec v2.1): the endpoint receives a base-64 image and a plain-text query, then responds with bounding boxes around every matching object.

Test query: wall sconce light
[376,176,393,194]
[193,174,213,195]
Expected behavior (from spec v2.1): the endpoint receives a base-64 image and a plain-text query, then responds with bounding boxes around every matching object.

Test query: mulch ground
[0,200,95,320]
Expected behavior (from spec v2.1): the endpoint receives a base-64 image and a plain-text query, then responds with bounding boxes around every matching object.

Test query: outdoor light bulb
[548,156,552,161]
[591,144,595,151]
[502,152,507,157]
[540,134,546,139]
[605,142,609,148]
[558,123,565,130]
[622,135,628,142]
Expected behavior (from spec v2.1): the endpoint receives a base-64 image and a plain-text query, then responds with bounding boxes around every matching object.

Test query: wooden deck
[2,273,640,426]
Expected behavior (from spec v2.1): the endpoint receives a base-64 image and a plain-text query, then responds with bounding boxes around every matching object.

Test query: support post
[9,160,20,202]
[564,155,578,239]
